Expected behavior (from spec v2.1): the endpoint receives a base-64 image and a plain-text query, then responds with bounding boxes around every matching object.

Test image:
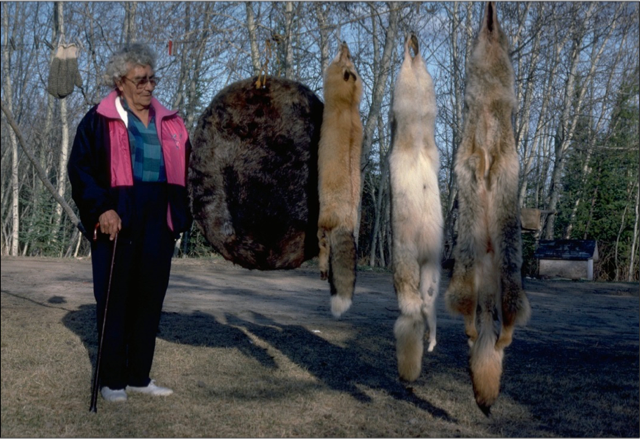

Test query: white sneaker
[126,379,173,396]
[101,386,127,402]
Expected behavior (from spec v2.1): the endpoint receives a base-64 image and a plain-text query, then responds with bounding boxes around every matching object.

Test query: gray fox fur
[445,2,531,414]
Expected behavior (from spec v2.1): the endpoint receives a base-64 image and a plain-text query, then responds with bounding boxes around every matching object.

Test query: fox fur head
[466,2,515,107]
[324,42,362,107]
[391,33,436,139]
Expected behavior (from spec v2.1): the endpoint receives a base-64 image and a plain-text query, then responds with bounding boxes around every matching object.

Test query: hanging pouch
[68,45,83,89]
[47,43,82,99]
[47,45,65,98]
[57,45,73,98]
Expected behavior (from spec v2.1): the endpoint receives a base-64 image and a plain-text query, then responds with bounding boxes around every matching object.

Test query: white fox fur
[389,34,443,382]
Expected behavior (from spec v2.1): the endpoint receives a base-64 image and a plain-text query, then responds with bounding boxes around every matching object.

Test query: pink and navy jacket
[68,90,192,238]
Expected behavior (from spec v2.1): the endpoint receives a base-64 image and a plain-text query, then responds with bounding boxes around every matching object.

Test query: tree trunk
[368,109,390,267]
[614,204,629,282]
[519,5,570,206]
[360,4,398,173]
[315,3,330,75]
[53,2,70,252]
[246,2,261,76]
[357,4,398,244]
[124,1,137,45]
[565,23,630,239]
[283,2,295,79]
[514,4,542,205]
[583,182,599,240]
[443,1,474,259]
[172,3,190,110]
[185,3,213,131]
[1,100,82,231]
[2,3,19,256]
[544,21,582,237]
[629,183,639,281]
[366,5,382,266]
[544,3,618,238]
[367,173,379,267]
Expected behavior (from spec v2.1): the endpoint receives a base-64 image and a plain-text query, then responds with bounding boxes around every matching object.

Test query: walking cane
[90,224,118,413]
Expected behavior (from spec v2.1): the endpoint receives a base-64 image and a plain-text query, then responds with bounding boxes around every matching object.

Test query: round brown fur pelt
[189,76,324,270]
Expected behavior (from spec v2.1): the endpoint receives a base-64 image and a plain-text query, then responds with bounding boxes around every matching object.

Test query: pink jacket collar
[96,90,177,122]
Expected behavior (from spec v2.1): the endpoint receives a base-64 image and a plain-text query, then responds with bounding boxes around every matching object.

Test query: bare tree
[614,179,637,280]
[0,1,636,272]
[52,1,72,253]
[440,1,475,259]
[246,2,261,76]
[1,2,19,256]
[364,3,393,267]
[283,2,295,79]
[563,27,631,239]
[512,3,543,204]
[356,3,398,247]
[314,3,331,75]
[1,100,81,230]
[629,184,639,281]
[544,3,620,238]
[124,1,137,45]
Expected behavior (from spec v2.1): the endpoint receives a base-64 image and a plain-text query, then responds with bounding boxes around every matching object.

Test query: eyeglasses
[122,75,160,89]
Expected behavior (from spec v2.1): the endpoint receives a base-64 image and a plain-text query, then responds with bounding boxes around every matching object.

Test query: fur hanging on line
[316,42,363,318]
[189,75,324,270]
[444,1,531,415]
[389,33,443,382]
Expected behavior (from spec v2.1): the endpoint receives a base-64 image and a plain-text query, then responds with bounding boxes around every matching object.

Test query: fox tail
[327,227,356,317]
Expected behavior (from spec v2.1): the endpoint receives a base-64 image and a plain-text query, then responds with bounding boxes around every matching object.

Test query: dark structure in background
[535,240,599,281]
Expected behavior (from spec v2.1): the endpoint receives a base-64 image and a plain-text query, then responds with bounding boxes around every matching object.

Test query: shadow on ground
[62,304,456,422]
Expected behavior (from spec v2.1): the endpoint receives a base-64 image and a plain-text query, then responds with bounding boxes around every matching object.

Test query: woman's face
[117,64,156,111]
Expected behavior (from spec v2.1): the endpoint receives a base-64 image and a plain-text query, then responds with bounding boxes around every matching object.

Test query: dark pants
[91,182,175,390]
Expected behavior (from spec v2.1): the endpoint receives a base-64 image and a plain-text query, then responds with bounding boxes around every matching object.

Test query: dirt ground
[1,256,639,437]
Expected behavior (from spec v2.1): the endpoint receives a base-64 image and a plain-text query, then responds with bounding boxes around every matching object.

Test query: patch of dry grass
[1,257,639,437]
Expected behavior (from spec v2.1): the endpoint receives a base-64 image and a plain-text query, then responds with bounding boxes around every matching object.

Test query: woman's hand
[98,209,122,241]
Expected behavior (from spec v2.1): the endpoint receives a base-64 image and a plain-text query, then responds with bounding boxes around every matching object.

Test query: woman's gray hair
[103,43,157,88]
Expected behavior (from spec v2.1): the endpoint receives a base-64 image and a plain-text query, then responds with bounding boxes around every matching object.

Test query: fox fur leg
[420,261,440,352]
[497,212,531,349]
[446,269,478,344]
[394,313,426,382]
[394,257,426,381]
[317,228,330,280]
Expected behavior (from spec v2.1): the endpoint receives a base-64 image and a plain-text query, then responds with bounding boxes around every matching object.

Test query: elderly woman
[68,43,191,402]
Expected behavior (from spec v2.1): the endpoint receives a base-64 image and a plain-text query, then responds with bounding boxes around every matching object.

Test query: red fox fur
[317,42,363,317]
[445,2,531,414]
[389,34,443,382]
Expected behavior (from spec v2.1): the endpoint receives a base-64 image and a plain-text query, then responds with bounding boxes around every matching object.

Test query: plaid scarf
[122,98,167,182]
